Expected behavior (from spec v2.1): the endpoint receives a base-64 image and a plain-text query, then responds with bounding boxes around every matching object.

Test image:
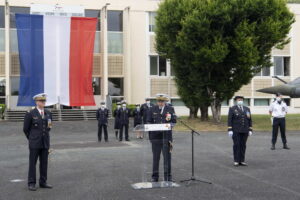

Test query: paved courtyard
[0,120,300,200]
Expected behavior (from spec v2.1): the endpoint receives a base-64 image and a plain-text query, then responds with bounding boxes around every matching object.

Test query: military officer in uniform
[269,93,290,150]
[141,98,154,124]
[96,101,109,142]
[228,96,253,167]
[113,102,121,140]
[132,104,143,139]
[147,94,177,182]
[23,93,53,191]
[118,101,130,141]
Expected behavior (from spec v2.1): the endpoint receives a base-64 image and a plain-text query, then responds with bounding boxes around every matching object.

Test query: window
[255,67,270,76]
[85,10,101,53]
[0,3,3,51]
[10,7,30,52]
[108,32,123,54]
[283,98,290,106]
[84,10,101,31]
[170,64,175,76]
[0,77,5,96]
[254,99,269,106]
[0,6,4,28]
[243,98,251,106]
[150,56,167,76]
[108,78,123,96]
[92,77,101,95]
[171,99,185,106]
[274,56,290,76]
[11,77,19,96]
[149,12,157,32]
[107,11,123,54]
[108,11,123,32]
[0,97,4,104]
[222,99,229,106]
[10,7,30,28]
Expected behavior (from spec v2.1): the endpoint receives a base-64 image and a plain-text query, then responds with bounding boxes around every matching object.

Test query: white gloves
[228,131,233,137]
[271,117,273,125]
[248,131,253,136]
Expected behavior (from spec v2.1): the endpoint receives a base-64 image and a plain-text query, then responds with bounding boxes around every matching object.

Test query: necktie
[240,106,243,112]
[41,110,44,119]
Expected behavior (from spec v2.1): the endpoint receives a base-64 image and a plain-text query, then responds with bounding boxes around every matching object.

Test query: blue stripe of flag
[16,14,44,106]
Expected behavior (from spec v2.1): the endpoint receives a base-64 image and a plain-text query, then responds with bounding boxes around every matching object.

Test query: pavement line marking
[207,142,300,197]
[10,179,25,183]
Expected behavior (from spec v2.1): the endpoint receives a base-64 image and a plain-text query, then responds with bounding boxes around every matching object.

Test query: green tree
[155,0,294,122]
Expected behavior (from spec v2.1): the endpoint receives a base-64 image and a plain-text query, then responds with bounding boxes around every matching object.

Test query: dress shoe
[125,139,130,141]
[28,184,37,191]
[239,162,248,166]
[164,178,173,182]
[271,144,275,150]
[234,162,239,167]
[151,178,158,182]
[39,184,53,189]
[283,144,290,150]
[105,140,108,142]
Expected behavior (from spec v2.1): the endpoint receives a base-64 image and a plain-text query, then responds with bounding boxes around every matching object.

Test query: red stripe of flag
[69,17,97,106]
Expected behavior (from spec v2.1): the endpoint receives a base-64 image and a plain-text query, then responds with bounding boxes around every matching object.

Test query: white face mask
[146,101,150,104]
[237,101,243,106]
[122,104,126,108]
[276,97,282,102]
[117,105,121,109]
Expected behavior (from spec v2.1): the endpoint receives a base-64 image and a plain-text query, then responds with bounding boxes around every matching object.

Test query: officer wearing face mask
[228,96,252,167]
[269,93,289,150]
[113,102,121,140]
[132,104,143,139]
[96,101,109,142]
[141,98,154,124]
[118,101,130,141]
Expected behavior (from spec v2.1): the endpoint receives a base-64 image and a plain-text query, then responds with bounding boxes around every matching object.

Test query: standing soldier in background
[132,104,143,139]
[118,101,130,141]
[96,101,109,142]
[147,94,177,182]
[23,93,53,191]
[269,93,290,150]
[141,98,154,124]
[113,102,121,140]
[228,96,253,167]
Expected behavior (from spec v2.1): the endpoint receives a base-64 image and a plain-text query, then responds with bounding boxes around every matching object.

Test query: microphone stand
[179,119,212,185]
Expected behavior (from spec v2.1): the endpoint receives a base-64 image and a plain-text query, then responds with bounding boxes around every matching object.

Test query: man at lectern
[147,94,177,182]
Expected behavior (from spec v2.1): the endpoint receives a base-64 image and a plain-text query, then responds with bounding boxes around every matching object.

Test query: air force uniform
[147,94,176,181]
[96,102,109,142]
[23,93,53,190]
[228,96,252,165]
[141,99,154,124]
[118,105,131,141]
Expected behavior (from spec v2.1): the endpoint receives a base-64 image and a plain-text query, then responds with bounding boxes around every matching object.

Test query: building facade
[0,0,300,115]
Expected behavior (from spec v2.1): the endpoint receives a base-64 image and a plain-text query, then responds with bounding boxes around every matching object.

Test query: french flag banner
[16,14,97,106]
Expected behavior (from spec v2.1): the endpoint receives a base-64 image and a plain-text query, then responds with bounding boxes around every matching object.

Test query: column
[4,1,10,109]
[123,7,131,103]
[101,5,108,101]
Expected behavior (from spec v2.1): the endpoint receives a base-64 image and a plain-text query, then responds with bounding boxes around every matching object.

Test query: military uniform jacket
[23,108,52,149]
[228,105,252,133]
[113,108,120,129]
[96,108,109,125]
[132,108,142,126]
[147,105,177,141]
[141,103,154,123]
[118,108,130,125]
